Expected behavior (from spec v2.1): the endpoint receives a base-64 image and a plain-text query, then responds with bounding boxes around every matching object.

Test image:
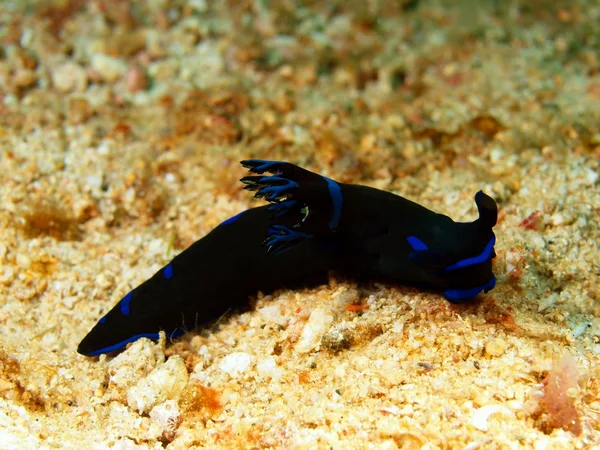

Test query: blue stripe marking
[242,160,280,173]
[323,177,342,229]
[221,210,245,226]
[443,276,496,303]
[84,329,186,356]
[444,235,496,272]
[164,264,174,280]
[406,236,429,251]
[99,316,107,324]
[120,292,133,315]
[256,176,299,201]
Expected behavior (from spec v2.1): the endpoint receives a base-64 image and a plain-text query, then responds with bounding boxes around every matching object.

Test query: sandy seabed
[1,1,599,449]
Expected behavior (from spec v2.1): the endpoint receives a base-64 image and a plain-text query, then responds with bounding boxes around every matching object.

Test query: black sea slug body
[78,160,498,356]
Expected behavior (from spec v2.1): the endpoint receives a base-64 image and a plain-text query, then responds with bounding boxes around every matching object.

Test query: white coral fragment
[471,405,514,431]
[295,307,334,354]
[127,356,189,414]
[219,352,253,378]
[149,399,181,442]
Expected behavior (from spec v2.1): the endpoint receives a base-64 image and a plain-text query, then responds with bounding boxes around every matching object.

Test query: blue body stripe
[443,276,496,303]
[444,235,496,272]
[120,292,133,315]
[323,177,343,229]
[406,236,429,251]
[221,210,245,226]
[164,264,174,280]
[85,329,186,356]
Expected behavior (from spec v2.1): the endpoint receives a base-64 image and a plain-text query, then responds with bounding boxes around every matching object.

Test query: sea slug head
[408,191,498,303]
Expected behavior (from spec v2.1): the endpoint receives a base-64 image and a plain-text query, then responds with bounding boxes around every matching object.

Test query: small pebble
[127,355,189,414]
[52,62,88,92]
[91,54,127,83]
[585,168,598,185]
[12,69,37,90]
[489,147,505,164]
[258,304,287,326]
[149,400,181,442]
[125,65,148,93]
[256,356,283,381]
[484,338,508,357]
[295,308,334,354]
[549,213,564,226]
[219,352,253,378]
[572,322,590,339]
[471,405,513,431]
[538,293,557,312]
[16,253,31,269]
[188,0,208,12]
